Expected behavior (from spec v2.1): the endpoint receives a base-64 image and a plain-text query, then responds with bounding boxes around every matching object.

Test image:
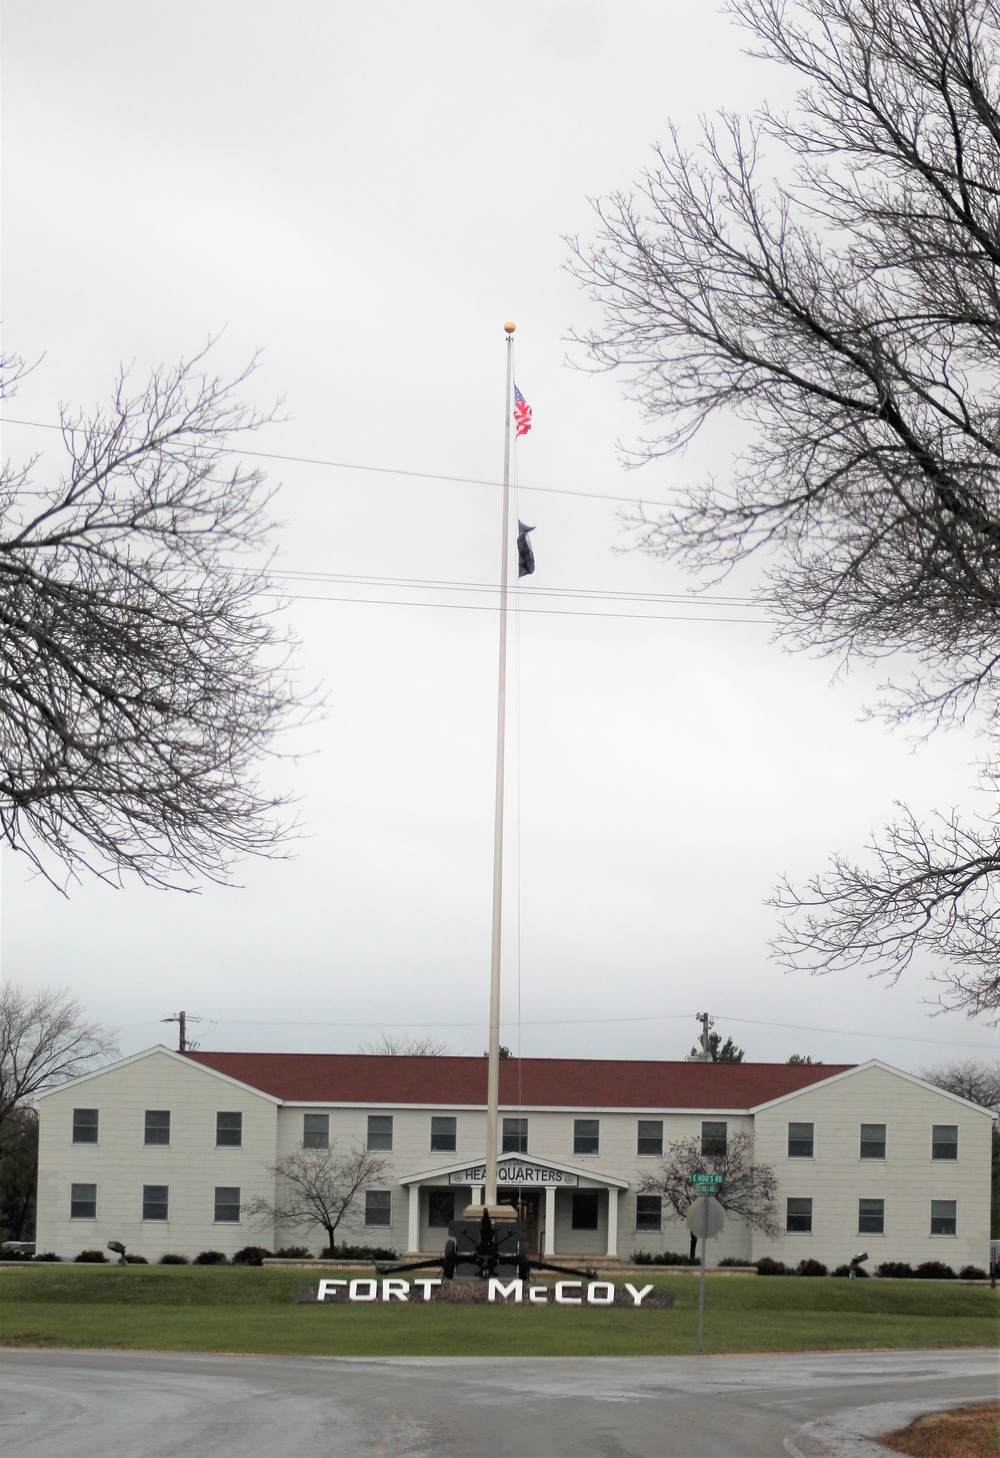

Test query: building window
[931,1125,958,1161]
[858,1198,884,1234]
[144,1110,170,1146]
[637,1120,663,1157]
[428,1190,454,1228]
[72,1108,99,1144]
[635,1194,662,1231]
[860,1123,886,1160]
[430,1116,457,1153]
[930,1199,957,1236]
[142,1185,169,1222]
[303,1114,329,1149]
[70,1183,97,1219]
[701,1121,727,1157]
[502,1117,528,1154]
[216,1112,243,1148]
[571,1191,600,1230]
[786,1197,813,1233]
[214,1186,241,1223]
[574,1119,600,1156]
[366,1114,393,1151]
[788,1122,814,1158]
[365,1190,392,1227]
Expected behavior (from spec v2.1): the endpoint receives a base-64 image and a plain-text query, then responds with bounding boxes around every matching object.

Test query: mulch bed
[299,1280,674,1308]
[879,1403,1000,1458]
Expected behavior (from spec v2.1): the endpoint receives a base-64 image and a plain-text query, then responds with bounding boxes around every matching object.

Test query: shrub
[193,1250,228,1265]
[273,1246,313,1259]
[631,1250,699,1266]
[319,1243,399,1261]
[960,1265,988,1280]
[33,1252,62,1262]
[231,1246,273,1266]
[915,1260,955,1280]
[125,1254,149,1264]
[755,1257,787,1276]
[796,1258,828,1277]
[875,1261,914,1278]
[158,1253,189,1265]
[74,1249,109,1263]
[832,1264,869,1277]
[718,1257,755,1267]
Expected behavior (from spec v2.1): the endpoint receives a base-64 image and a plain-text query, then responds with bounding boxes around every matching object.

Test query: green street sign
[689,1172,725,1186]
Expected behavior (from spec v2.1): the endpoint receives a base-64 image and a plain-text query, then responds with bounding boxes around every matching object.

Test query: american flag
[513,384,532,437]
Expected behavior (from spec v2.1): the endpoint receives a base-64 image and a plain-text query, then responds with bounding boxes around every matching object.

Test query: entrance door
[499,1190,541,1253]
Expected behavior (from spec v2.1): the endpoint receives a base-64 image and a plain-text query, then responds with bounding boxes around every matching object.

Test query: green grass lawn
[0,1265,996,1358]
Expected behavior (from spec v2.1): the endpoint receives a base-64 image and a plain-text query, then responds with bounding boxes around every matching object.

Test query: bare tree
[569,0,1000,1016]
[921,1058,1000,1111]
[639,1129,779,1258]
[358,1034,450,1056]
[0,344,304,889]
[0,985,119,1133]
[244,1145,391,1254]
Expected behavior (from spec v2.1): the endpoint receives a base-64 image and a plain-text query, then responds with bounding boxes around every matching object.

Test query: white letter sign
[488,1278,523,1303]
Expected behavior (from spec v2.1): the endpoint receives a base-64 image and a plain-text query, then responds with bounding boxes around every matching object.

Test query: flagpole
[484,322,516,1210]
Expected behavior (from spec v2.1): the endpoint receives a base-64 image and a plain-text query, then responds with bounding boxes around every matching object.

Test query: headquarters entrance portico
[400,1154,629,1259]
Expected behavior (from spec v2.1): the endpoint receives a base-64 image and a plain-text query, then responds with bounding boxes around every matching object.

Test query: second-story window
[216,1111,243,1148]
[573,1119,600,1156]
[788,1122,814,1158]
[144,1110,171,1146]
[72,1108,99,1144]
[303,1114,329,1149]
[931,1125,958,1160]
[502,1117,528,1153]
[701,1121,728,1157]
[637,1120,663,1156]
[860,1123,886,1159]
[367,1114,393,1151]
[430,1116,457,1153]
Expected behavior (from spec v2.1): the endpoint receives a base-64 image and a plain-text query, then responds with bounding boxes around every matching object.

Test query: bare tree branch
[639,1129,780,1248]
[568,0,1000,1015]
[357,1035,451,1057]
[0,985,118,1131]
[0,343,312,889]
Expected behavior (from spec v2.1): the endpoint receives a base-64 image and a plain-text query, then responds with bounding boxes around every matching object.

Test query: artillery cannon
[376,1205,597,1282]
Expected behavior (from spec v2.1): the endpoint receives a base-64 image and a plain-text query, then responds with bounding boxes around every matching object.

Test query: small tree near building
[640,1129,778,1259]
[244,1145,391,1255]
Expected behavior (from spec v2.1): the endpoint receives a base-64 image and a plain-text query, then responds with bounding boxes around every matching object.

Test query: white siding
[752,1065,992,1271]
[36,1050,279,1261]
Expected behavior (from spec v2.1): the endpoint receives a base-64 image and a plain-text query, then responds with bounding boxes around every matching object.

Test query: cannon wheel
[516,1240,531,1283]
[443,1238,457,1280]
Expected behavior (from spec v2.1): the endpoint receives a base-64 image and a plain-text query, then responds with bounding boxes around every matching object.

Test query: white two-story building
[35,1047,993,1270]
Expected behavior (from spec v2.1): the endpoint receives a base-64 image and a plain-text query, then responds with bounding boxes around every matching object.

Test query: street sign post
[686,1195,725,1354]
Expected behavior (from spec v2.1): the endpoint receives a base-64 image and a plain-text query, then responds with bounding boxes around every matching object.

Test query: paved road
[0,1348,995,1457]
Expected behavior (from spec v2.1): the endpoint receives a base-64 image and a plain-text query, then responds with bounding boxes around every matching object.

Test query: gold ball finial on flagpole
[504,321,516,334]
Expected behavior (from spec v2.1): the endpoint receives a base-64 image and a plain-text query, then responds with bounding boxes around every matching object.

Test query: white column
[606,1188,619,1259]
[472,1186,484,1205]
[407,1186,420,1254]
[544,1185,556,1256]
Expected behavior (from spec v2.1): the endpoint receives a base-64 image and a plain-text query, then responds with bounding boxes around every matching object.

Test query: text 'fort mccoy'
[311,1278,660,1306]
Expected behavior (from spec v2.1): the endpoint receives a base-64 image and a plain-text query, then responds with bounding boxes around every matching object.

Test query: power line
[271,591,768,624]
[113,1011,994,1050]
[0,414,679,510]
[276,569,756,607]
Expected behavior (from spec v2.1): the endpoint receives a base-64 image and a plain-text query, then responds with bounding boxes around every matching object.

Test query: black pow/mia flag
[516,521,535,578]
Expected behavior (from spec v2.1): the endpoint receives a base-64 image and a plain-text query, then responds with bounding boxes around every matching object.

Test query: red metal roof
[183,1051,851,1110]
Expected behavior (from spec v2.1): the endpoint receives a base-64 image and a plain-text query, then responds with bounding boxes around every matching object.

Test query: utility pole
[696,1012,713,1061]
[161,1011,198,1053]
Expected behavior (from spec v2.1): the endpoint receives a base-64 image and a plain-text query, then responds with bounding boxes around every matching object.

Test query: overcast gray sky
[3,1,996,1073]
